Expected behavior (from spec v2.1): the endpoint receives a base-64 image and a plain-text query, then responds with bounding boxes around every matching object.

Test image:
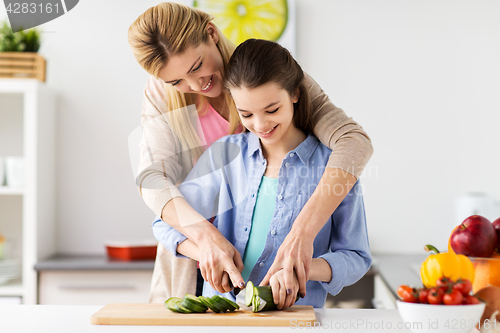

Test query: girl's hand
[260,230,314,298]
[261,168,357,298]
[197,232,245,294]
[269,269,299,310]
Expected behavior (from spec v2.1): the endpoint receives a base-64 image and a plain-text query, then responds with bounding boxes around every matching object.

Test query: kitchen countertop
[1,305,417,333]
[371,254,428,297]
[21,254,482,332]
[34,254,155,271]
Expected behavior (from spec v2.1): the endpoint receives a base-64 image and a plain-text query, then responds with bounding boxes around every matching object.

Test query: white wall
[296,0,500,253]
[2,0,500,255]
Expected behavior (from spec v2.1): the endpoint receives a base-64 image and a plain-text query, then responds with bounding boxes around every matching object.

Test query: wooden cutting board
[90,303,316,326]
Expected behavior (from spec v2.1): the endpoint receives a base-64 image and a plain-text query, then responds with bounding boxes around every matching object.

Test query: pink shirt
[197,103,243,148]
[198,103,230,147]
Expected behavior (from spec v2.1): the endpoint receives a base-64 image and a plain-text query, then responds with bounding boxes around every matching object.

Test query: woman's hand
[260,230,314,298]
[269,268,300,310]
[197,231,245,294]
[160,197,245,293]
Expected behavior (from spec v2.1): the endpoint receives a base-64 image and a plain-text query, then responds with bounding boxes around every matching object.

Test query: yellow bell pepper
[420,244,475,288]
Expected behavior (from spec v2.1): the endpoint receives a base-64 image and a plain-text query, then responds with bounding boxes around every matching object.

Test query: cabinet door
[39,270,153,305]
[373,275,397,309]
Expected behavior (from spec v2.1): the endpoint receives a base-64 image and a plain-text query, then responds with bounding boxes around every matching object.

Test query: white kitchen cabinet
[370,255,426,309]
[39,270,153,305]
[0,79,56,304]
[373,274,397,309]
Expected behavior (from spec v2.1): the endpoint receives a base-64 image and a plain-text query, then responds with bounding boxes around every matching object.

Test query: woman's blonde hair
[128,2,238,160]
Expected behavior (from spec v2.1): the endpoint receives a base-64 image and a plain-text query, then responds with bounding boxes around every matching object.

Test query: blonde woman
[128,2,373,303]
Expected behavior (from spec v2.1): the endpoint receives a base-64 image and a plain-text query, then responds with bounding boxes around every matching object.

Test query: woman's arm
[176,238,237,293]
[136,76,186,217]
[306,72,373,179]
[260,73,373,298]
[137,76,245,292]
[160,196,245,293]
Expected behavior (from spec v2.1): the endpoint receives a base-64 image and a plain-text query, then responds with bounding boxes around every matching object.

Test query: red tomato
[397,285,411,298]
[428,287,444,304]
[397,285,418,303]
[439,285,450,296]
[462,295,480,305]
[453,279,472,296]
[436,276,453,287]
[443,289,463,305]
[418,288,430,304]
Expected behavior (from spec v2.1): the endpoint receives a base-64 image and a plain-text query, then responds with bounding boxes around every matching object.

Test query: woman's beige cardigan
[136,74,373,302]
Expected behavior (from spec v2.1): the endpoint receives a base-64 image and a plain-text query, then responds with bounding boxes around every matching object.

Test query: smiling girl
[152,39,371,310]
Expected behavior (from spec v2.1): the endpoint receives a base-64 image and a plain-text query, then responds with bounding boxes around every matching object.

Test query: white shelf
[0,187,24,195]
[0,278,24,296]
[0,79,56,304]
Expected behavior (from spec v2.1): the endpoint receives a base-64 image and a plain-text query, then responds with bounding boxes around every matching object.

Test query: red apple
[493,217,500,253]
[450,215,497,258]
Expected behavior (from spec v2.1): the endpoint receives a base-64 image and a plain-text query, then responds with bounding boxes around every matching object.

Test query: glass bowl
[469,255,500,293]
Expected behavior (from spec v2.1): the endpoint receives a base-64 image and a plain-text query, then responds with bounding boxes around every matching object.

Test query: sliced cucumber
[221,297,239,311]
[245,281,254,306]
[165,297,182,313]
[210,295,230,313]
[164,292,246,314]
[198,295,220,313]
[181,300,207,313]
[212,295,238,311]
[252,295,260,312]
[181,294,208,313]
[174,301,194,313]
[184,294,207,306]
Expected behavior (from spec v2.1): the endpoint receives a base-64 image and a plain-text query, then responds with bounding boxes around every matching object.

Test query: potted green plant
[0,21,41,52]
[0,20,45,81]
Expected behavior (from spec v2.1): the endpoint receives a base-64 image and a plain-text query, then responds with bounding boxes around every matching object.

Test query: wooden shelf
[0,186,24,195]
[0,53,46,82]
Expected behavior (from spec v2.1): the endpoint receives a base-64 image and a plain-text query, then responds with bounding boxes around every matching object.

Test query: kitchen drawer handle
[59,285,136,290]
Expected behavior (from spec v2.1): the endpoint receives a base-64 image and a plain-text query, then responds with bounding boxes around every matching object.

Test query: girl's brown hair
[224,39,314,134]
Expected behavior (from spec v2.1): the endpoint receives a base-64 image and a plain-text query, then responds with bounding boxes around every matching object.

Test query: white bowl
[396,300,485,333]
